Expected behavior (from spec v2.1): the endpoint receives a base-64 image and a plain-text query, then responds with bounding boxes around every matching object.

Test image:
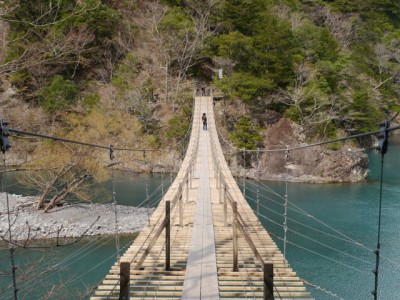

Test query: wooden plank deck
[182,100,218,299]
[90,96,313,300]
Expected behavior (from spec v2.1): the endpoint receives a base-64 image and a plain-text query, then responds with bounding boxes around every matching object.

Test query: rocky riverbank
[0,193,153,242]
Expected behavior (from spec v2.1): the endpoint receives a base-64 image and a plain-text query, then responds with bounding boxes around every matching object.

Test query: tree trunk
[36,165,74,210]
[43,174,88,212]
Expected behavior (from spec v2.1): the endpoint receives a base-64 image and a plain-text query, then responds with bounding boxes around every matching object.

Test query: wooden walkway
[91,97,313,299]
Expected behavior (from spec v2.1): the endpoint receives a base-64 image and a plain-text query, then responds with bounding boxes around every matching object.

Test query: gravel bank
[0,193,153,241]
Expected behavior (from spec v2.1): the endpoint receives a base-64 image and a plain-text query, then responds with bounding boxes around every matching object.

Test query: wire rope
[217,124,400,153]
[8,236,115,299]
[243,178,400,273]
[1,152,18,300]
[8,128,159,152]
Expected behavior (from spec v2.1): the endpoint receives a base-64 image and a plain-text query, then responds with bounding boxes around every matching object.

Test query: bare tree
[373,39,400,91]
[16,145,105,212]
[148,0,218,109]
[278,63,347,135]
[0,25,96,77]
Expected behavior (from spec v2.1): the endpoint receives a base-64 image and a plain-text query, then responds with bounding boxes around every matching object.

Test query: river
[244,144,400,300]
[1,143,399,299]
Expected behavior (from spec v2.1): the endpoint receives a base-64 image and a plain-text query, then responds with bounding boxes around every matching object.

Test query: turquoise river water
[1,142,400,299]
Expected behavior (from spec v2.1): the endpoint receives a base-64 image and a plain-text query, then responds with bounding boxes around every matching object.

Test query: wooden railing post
[179,194,183,227]
[218,176,223,204]
[186,178,189,204]
[120,262,130,300]
[216,166,220,188]
[190,166,193,189]
[233,201,238,272]
[264,263,274,300]
[224,185,227,227]
[166,201,171,271]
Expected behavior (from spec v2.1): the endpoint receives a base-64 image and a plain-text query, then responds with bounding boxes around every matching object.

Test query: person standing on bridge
[202,113,207,130]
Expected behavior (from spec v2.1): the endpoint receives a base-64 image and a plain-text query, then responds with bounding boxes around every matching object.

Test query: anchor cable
[372,121,390,299]
[2,151,19,300]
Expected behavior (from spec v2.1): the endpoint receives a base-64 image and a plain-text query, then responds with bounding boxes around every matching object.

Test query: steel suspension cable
[8,128,159,152]
[242,148,246,198]
[372,121,389,299]
[246,199,375,267]
[256,148,260,221]
[253,179,377,248]
[1,152,18,300]
[112,170,120,260]
[243,179,400,271]
[220,124,400,153]
[283,147,289,262]
[12,236,114,299]
[256,213,369,275]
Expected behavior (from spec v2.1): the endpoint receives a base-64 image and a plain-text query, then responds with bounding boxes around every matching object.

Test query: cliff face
[221,113,369,183]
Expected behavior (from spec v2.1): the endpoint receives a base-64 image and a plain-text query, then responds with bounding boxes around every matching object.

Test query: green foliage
[3,0,121,103]
[82,93,99,109]
[166,114,190,142]
[160,0,185,7]
[8,69,31,89]
[214,31,253,65]
[347,89,384,132]
[112,52,140,90]
[324,0,400,27]
[166,99,192,143]
[295,23,339,62]
[58,0,118,39]
[318,121,340,150]
[38,75,79,112]
[216,72,274,101]
[284,106,302,123]
[229,116,262,150]
[160,6,194,37]
[212,10,299,101]
[220,0,268,35]
[4,0,400,146]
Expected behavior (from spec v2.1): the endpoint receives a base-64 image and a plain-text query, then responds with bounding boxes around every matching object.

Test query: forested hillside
[209,0,400,145]
[1,0,399,178]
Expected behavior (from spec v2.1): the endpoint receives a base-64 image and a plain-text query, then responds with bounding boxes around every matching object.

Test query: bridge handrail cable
[125,96,202,268]
[207,101,274,272]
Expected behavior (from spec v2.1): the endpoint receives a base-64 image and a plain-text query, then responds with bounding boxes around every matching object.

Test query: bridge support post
[218,177,222,204]
[189,167,193,189]
[120,262,130,300]
[233,201,238,272]
[216,167,219,188]
[166,201,171,271]
[186,178,189,204]
[224,185,227,227]
[179,194,183,227]
[263,263,274,300]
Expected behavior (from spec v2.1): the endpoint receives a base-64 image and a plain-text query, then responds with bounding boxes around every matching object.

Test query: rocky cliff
[217,104,369,183]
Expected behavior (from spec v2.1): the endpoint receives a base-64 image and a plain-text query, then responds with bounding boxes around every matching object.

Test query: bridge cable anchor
[377,120,390,155]
[0,119,11,153]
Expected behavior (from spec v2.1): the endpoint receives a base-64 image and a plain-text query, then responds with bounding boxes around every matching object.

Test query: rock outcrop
[229,117,369,183]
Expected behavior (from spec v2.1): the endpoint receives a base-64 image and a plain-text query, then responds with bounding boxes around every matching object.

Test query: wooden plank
[182,99,219,300]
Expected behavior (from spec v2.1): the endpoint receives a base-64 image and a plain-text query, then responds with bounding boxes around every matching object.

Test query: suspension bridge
[90,96,313,299]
